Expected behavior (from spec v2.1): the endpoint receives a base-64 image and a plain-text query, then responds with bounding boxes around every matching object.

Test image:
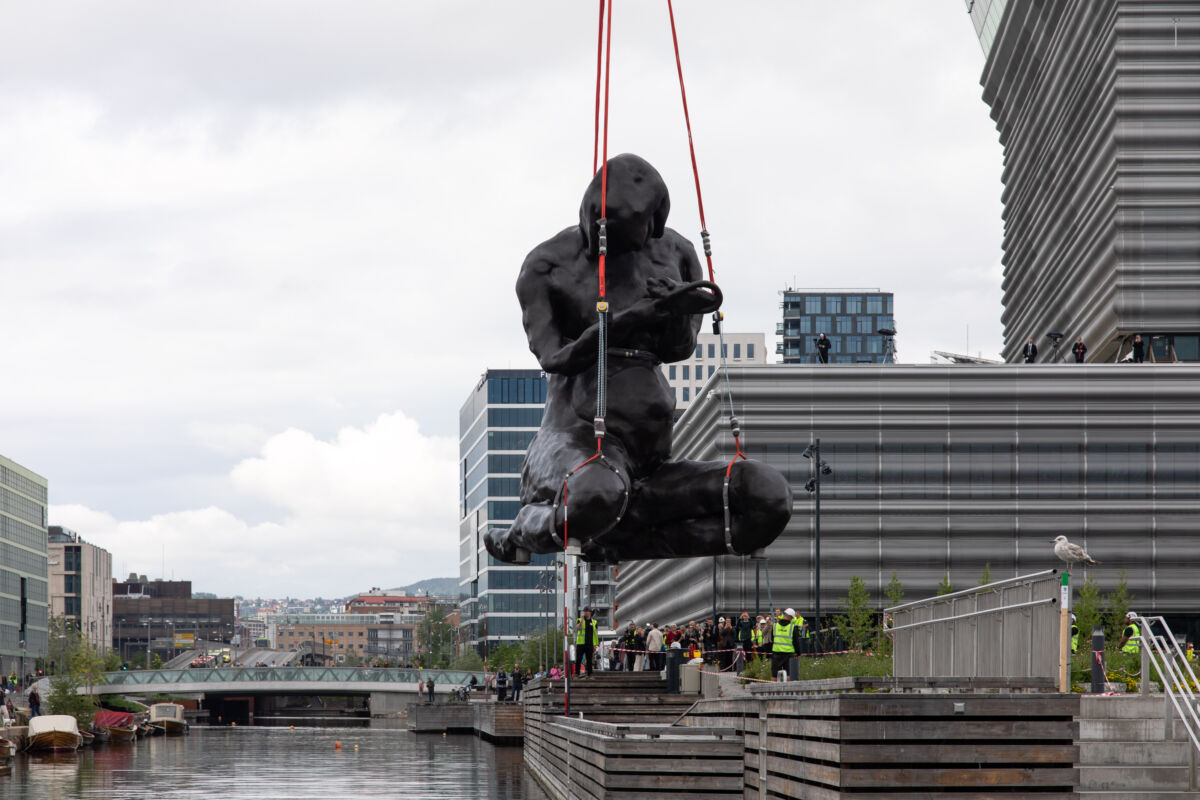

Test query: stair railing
[1133,614,1200,755]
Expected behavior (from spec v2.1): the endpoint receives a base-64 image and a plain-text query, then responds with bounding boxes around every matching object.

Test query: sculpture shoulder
[517,227,584,286]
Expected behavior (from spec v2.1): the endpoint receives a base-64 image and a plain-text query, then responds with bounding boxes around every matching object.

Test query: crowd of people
[571,607,814,677]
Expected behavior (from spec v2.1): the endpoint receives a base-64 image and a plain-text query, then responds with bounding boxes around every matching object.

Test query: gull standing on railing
[1052,535,1100,573]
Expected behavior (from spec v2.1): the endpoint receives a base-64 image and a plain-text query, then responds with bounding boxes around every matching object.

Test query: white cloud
[51,411,457,597]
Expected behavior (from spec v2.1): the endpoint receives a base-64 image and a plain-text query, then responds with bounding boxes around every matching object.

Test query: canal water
[1,720,545,800]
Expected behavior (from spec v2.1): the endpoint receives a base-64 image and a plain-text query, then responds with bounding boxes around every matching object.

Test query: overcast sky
[1,2,1004,598]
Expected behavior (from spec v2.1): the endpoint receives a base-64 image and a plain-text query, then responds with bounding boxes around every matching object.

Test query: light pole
[144,621,151,669]
[803,440,833,649]
[18,640,25,688]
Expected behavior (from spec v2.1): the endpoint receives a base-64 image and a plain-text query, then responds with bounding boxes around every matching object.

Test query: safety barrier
[1131,614,1200,757]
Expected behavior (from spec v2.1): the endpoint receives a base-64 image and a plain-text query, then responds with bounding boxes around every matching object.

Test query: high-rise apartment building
[971,0,1200,362]
[0,454,49,679]
[48,526,112,651]
[660,332,765,413]
[459,369,561,656]
[778,289,896,364]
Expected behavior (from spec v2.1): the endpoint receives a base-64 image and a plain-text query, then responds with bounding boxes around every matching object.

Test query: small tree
[1103,570,1132,647]
[833,576,875,651]
[150,652,164,670]
[936,574,954,596]
[46,617,102,727]
[1073,574,1103,644]
[979,563,991,586]
[884,571,904,608]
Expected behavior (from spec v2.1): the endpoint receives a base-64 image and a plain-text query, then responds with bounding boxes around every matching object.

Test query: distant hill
[391,577,459,598]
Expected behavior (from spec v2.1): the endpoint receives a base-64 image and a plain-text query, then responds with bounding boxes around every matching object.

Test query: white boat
[148,703,188,735]
[25,715,83,752]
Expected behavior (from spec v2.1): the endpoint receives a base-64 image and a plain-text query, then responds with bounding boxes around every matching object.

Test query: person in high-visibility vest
[750,621,764,655]
[1187,642,1196,663]
[771,608,801,677]
[1119,611,1141,654]
[1070,613,1079,654]
[574,608,599,677]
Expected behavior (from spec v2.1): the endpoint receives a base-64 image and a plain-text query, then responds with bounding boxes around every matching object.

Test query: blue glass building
[458,369,561,656]
[777,289,896,364]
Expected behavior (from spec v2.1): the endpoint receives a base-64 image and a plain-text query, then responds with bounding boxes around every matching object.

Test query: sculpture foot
[484,528,518,563]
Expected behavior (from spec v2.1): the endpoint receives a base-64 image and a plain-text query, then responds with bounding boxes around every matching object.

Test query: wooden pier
[406,700,524,744]
[523,675,1081,799]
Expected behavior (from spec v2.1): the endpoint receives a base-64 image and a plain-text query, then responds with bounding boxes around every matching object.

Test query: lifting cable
[667,0,746,555]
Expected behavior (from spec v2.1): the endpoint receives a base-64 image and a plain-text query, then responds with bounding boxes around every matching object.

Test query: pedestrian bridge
[94,666,484,696]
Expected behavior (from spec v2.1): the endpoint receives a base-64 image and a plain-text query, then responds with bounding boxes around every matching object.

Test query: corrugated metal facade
[615,364,1200,630]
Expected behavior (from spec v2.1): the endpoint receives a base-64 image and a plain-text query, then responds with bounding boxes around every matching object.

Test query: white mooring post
[1059,571,1071,693]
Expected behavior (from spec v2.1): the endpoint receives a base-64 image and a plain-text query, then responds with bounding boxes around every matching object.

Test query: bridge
[95,666,484,696]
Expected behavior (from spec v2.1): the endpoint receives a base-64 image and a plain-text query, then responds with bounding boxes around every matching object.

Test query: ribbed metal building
[975,0,1200,363]
[615,364,1200,638]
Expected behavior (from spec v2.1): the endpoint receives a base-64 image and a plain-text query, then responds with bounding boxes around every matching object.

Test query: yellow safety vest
[772,620,796,654]
[575,618,598,646]
[1071,625,1079,654]
[1122,623,1140,654]
[795,615,808,638]
[751,628,763,647]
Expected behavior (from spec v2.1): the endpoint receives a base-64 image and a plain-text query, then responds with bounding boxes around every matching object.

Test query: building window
[708,344,715,358]
[827,336,841,352]
[836,316,852,334]
[708,365,715,377]
[64,546,81,572]
[63,574,81,594]
[683,365,690,380]
[682,387,690,402]
[845,296,862,314]
[826,296,842,314]
[856,316,872,334]
[805,296,821,314]
[814,317,831,336]
[867,296,883,314]
[668,365,676,380]
[695,344,702,359]
[867,337,883,354]
[798,317,812,334]
[747,343,755,360]
[733,344,741,359]
[845,336,862,354]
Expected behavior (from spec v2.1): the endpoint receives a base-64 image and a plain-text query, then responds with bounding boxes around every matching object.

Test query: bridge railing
[98,666,485,686]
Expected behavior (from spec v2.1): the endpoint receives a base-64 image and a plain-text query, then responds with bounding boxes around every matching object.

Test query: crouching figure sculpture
[485,154,792,564]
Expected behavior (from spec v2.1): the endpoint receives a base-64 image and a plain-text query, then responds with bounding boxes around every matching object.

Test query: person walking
[770,609,802,678]
[1072,337,1087,363]
[645,623,664,670]
[575,608,599,677]
[426,675,435,703]
[28,686,41,718]
[496,668,508,702]
[1132,334,1145,363]
[1023,337,1038,363]
[815,333,831,364]
[621,623,638,672]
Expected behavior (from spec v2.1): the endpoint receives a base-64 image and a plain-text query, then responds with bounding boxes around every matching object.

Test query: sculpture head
[579,153,671,257]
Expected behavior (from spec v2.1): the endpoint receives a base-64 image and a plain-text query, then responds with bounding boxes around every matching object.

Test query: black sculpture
[485,154,792,564]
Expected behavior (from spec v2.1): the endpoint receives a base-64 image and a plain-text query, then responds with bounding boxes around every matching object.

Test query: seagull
[1052,535,1100,568]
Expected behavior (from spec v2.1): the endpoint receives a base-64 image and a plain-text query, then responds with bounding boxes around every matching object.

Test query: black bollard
[788,656,799,682]
[1090,627,1106,693]
[666,649,683,694]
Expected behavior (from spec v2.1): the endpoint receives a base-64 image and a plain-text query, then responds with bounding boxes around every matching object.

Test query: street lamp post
[803,439,833,650]
[144,622,151,669]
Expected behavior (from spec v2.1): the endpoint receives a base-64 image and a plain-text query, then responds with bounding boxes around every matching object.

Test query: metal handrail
[1133,614,1200,756]
[887,598,1056,632]
[886,569,1058,612]
[97,666,485,686]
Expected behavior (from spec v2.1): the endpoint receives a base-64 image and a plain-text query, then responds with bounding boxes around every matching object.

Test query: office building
[265,612,418,664]
[0,454,49,678]
[660,331,765,413]
[778,289,896,364]
[459,369,561,656]
[616,363,1200,642]
[112,578,235,663]
[344,590,431,616]
[48,526,112,651]
[970,1,1200,362]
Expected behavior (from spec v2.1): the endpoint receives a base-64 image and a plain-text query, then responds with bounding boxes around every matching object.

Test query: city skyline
[1,4,1005,596]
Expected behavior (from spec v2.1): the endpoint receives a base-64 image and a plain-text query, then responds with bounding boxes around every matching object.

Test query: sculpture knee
[732,460,792,532]
[561,467,628,537]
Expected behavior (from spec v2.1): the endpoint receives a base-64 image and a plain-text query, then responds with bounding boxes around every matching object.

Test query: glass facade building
[965,0,1008,56]
[458,369,561,656]
[0,454,50,678]
[778,289,896,364]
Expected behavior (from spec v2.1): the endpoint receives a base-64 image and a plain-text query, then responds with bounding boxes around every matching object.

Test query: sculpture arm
[653,237,706,362]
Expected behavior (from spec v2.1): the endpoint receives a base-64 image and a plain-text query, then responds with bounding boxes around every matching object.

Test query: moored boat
[25,715,83,752]
[94,711,138,742]
[148,703,187,736]
[79,730,95,747]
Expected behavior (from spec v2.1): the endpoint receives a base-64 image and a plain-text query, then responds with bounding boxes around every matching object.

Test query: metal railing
[1132,614,1200,756]
[98,666,484,687]
[887,570,1062,680]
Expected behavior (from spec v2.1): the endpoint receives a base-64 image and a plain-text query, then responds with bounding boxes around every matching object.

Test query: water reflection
[1,722,543,800]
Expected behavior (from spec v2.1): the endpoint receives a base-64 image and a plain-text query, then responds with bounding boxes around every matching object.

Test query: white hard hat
[718,617,725,623]
[1070,614,1076,622]
[1126,611,1136,620]
[757,617,766,624]
[785,608,796,617]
